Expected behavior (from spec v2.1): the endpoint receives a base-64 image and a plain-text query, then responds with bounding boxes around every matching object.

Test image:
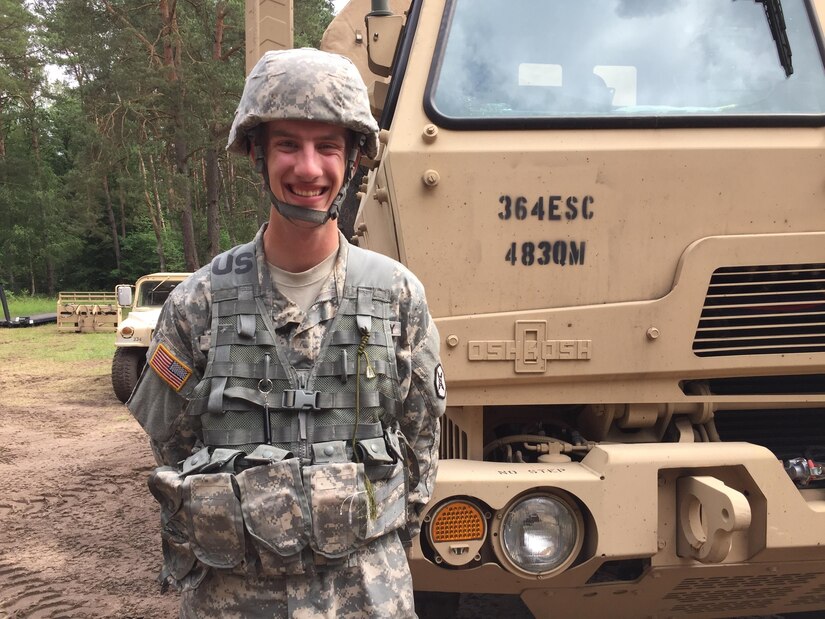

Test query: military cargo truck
[112,273,189,403]
[247,0,825,616]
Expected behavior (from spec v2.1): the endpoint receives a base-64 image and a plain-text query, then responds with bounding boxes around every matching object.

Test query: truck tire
[112,347,146,403]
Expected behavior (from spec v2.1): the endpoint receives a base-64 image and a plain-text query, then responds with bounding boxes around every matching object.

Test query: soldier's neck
[263,208,340,273]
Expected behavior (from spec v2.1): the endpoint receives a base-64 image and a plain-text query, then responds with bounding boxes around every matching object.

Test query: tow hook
[676,476,752,563]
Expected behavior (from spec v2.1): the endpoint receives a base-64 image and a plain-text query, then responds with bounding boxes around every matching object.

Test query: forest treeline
[1,0,335,294]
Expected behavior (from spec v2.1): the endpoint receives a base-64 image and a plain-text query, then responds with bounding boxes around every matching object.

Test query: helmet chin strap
[254,137,361,227]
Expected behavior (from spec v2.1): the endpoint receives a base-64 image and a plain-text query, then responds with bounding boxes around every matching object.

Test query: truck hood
[116,307,163,346]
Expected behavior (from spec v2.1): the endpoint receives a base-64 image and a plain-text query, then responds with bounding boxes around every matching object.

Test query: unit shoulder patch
[434,363,446,400]
[149,342,193,392]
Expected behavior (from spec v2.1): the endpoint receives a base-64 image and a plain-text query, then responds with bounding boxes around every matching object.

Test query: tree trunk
[117,179,127,239]
[6,270,16,292]
[102,176,122,271]
[218,157,237,247]
[46,259,55,297]
[161,0,198,271]
[214,2,227,61]
[159,0,179,81]
[174,133,199,271]
[205,147,220,258]
[27,240,36,295]
[201,3,229,259]
[24,66,47,297]
[148,154,167,232]
[138,150,167,271]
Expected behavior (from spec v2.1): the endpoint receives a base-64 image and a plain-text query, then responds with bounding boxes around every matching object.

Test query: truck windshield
[427,0,825,126]
[136,280,179,307]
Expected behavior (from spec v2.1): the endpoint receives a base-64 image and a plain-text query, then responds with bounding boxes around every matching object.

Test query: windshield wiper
[756,0,793,77]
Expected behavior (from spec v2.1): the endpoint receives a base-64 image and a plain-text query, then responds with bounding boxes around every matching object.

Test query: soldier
[127,48,445,618]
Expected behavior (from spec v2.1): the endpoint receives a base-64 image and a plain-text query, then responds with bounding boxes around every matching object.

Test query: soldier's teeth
[292,188,323,197]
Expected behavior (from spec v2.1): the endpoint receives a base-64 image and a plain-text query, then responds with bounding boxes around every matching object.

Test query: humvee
[248,0,825,616]
[112,273,189,403]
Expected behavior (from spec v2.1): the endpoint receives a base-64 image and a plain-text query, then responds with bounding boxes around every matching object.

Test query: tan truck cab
[325,0,825,616]
[112,273,189,403]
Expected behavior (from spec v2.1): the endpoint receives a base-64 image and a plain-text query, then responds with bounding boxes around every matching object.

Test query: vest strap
[356,287,374,334]
[220,386,398,413]
[205,361,290,380]
[213,330,276,347]
[202,427,266,446]
[208,341,232,414]
[212,284,260,302]
[311,421,383,443]
[314,358,392,379]
[202,420,384,448]
[216,300,259,317]
[237,314,256,339]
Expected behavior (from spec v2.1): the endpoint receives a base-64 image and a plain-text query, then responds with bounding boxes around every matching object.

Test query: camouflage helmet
[227,48,379,159]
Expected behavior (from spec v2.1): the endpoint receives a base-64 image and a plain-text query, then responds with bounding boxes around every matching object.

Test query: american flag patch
[149,343,192,391]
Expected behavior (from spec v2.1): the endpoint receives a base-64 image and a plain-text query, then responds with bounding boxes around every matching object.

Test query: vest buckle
[282,389,321,410]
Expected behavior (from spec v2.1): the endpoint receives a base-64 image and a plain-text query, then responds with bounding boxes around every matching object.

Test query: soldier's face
[261,119,348,215]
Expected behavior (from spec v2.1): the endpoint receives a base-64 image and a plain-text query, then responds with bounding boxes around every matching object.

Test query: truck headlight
[497,493,583,576]
[119,326,134,338]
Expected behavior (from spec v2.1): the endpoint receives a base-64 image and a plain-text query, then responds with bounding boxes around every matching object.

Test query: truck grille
[714,407,825,461]
[440,416,468,460]
[693,263,825,357]
[665,572,825,614]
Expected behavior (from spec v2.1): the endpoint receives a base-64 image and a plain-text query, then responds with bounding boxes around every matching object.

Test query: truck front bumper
[411,443,825,618]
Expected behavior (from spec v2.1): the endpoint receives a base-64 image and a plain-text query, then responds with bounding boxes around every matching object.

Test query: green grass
[0,324,115,364]
[2,293,123,365]
[4,294,57,317]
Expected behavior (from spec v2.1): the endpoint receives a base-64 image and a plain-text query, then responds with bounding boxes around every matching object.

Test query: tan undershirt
[267,248,338,313]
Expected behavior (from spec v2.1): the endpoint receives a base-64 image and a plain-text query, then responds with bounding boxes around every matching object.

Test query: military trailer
[112,273,189,403]
[246,0,825,616]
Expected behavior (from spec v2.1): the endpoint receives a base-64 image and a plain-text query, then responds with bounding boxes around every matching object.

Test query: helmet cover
[227,48,379,159]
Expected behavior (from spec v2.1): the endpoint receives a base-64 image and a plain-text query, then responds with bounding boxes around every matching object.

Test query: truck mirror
[116,285,133,307]
[365,12,404,78]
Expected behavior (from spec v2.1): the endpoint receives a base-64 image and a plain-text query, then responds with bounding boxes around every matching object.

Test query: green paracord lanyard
[354,328,377,519]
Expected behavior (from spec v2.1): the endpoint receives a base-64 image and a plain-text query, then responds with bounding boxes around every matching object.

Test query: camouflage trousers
[180,532,416,618]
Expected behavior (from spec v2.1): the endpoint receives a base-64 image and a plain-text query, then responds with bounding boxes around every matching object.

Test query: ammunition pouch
[148,437,407,584]
[237,458,310,558]
[148,467,205,590]
[184,473,246,568]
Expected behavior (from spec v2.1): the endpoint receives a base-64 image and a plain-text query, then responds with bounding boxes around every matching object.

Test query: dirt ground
[0,335,179,619]
[0,330,531,619]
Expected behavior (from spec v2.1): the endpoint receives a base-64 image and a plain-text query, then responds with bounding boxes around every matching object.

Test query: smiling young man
[259,120,348,272]
[127,49,445,618]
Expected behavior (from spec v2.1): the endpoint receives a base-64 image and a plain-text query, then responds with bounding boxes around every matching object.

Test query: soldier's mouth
[288,185,326,199]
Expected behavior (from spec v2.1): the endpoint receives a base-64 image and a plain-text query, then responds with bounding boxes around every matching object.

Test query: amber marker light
[426,499,487,567]
[431,501,485,542]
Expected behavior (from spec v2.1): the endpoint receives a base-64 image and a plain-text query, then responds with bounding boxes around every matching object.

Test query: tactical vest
[149,241,409,585]
[190,239,402,458]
